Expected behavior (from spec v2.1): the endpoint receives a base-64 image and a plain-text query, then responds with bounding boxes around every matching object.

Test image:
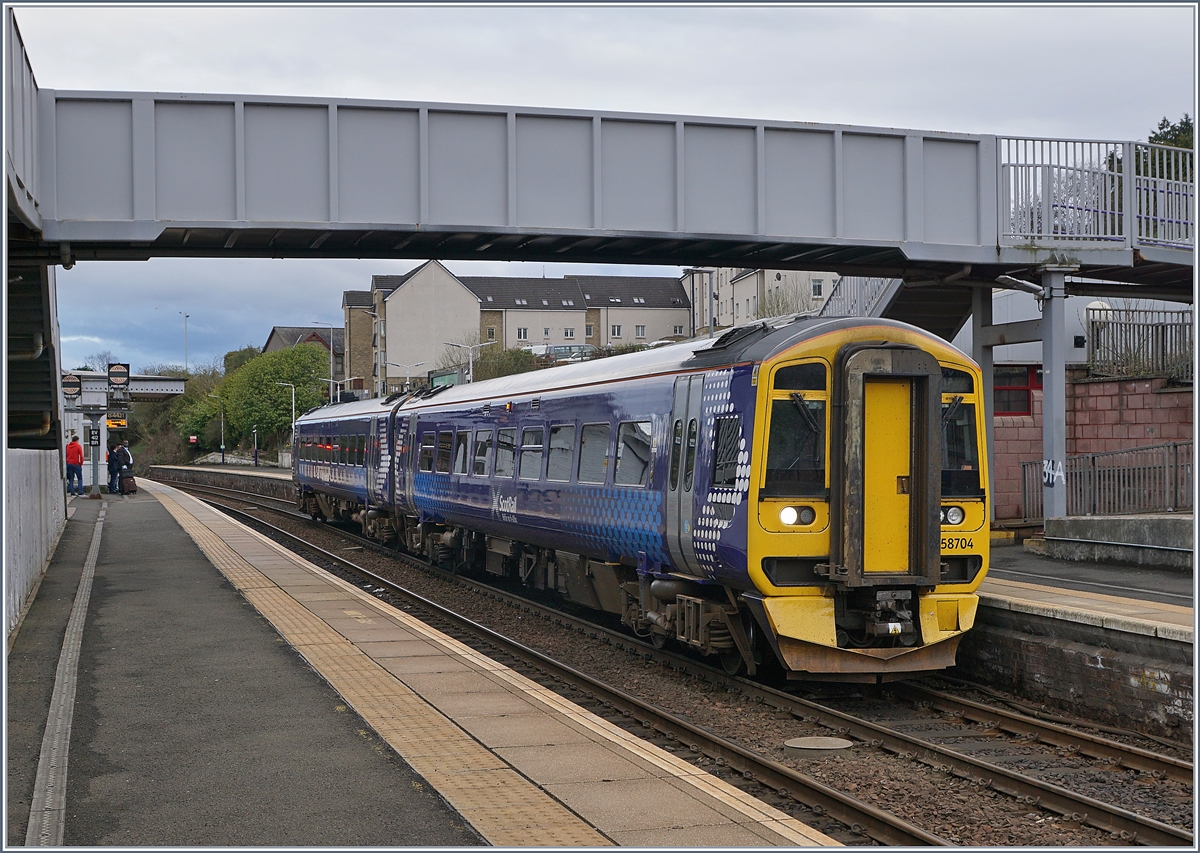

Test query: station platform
[7,480,834,847]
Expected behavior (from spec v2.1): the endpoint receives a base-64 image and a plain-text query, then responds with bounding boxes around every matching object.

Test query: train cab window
[495,428,517,478]
[547,425,576,482]
[669,419,684,490]
[436,431,453,473]
[764,396,826,496]
[578,423,611,484]
[941,367,974,394]
[942,400,983,496]
[683,419,698,490]
[772,362,826,391]
[519,428,544,480]
[418,433,436,472]
[712,416,740,487]
[472,430,493,476]
[453,431,471,475]
[615,421,652,487]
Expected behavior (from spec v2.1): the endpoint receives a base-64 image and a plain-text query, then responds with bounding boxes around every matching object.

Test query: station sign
[85,427,100,447]
[106,416,128,429]
[62,373,82,397]
[107,363,130,388]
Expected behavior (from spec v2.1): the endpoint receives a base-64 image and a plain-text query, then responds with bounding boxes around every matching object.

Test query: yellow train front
[743,317,989,681]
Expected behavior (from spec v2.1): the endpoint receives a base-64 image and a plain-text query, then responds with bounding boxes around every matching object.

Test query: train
[292,315,990,682]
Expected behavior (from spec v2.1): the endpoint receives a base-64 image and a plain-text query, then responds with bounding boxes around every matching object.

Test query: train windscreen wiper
[941,395,964,427]
[789,392,821,435]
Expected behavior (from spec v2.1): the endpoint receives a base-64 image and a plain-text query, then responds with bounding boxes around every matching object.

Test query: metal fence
[999,137,1194,251]
[1087,307,1193,382]
[1020,441,1193,521]
[819,277,899,318]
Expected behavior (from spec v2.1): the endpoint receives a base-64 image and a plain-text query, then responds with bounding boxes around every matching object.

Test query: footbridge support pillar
[1040,267,1073,520]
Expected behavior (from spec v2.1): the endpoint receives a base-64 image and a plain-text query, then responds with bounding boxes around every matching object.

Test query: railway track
[165,479,1193,846]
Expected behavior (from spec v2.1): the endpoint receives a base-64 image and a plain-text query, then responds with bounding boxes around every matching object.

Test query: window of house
[614,421,653,487]
[472,430,492,476]
[486,327,496,341]
[515,298,527,305]
[578,423,611,483]
[542,299,549,306]
[673,325,684,336]
[418,433,436,472]
[519,428,544,479]
[517,327,529,341]
[546,425,576,481]
[994,365,1042,415]
[495,428,516,477]
[812,279,823,297]
[543,327,550,339]
[453,430,471,474]
[611,324,622,338]
[586,324,594,337]
[635,325,646,338]
[564,328,575,339]
[486,295,494,302]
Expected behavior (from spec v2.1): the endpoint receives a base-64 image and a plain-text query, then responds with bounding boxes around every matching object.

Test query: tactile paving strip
[146,480,836,847]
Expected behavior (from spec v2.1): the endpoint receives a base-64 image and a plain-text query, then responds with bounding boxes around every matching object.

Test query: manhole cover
[784,736,853,758]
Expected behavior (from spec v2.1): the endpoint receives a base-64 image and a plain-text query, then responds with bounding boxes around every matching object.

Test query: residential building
[679,268,833,334]
[342,291,374,394]
[355,262,691,396]
[261,326,345,392]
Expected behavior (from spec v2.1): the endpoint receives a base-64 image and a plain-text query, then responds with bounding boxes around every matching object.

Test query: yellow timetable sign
[106,416,127,429]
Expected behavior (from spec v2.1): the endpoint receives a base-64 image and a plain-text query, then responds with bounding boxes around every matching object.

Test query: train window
[942,401,983,496]
[712,416,741,487]
[472,430,493,476]
[941,367,974,394]
[764,397,826,496]
[418,433,436,472]
[615,421,652,487]
[495,429,517,478]
[358,435,366,467]
[683,419,698,490]
[436,431,453,473]
[519,428,544,480]
[773,362,826,391]
[321,435,329,463]
[577,423,610,484]
[547,425,576,482]
[337,437,346,465]
[669,419,683,490]
[453,431,471,475]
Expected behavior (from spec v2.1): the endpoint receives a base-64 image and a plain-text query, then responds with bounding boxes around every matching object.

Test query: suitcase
[120,473,137,494]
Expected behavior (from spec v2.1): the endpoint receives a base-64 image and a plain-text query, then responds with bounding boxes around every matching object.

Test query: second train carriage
[294,315,990,681]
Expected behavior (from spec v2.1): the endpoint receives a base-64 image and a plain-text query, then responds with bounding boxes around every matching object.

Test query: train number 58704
[941,537,973,551]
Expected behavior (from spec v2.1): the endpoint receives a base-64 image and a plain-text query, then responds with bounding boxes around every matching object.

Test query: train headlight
[943,506,965,526]
[779,506,816,526]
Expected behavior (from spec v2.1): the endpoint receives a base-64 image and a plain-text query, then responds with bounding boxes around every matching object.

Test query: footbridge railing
[1000,137,1194,252]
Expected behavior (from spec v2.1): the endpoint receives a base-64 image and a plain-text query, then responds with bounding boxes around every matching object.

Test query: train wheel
[719,648,745,676]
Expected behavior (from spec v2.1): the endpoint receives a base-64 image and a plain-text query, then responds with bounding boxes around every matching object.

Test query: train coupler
[864,589,916,641]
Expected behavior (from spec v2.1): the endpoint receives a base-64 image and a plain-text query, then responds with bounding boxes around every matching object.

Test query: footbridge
[4,7,1194,536]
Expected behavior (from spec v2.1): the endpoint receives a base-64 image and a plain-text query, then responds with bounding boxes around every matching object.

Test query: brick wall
[991,374,1192,520]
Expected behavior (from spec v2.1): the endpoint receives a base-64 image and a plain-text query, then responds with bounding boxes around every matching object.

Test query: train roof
[396,315,965,412]
[295,394,400,425]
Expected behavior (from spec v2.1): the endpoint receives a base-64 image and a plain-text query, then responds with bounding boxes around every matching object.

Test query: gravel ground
[241,507,1185,846]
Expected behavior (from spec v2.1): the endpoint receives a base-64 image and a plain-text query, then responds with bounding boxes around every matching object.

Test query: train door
[830,344,941,587]
[862,378,911,573]
[665,375,704,574]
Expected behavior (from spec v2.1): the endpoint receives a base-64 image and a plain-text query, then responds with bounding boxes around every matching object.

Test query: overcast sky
[11,3,1195,373]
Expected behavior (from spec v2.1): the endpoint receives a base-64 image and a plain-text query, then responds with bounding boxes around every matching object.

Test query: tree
[759,280,817,319]
[472,346,539,381]
[1149,114,1193,151]
[223,344,261,375]
[82,349,120,372]
[217,343,328,445]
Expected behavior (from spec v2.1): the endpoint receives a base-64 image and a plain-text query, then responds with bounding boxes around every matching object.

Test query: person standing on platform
[116,440,134,494]
[107,443,122,494]
[65,434,84,496]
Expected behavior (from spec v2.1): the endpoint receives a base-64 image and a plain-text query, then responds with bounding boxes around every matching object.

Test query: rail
[999,137,1194,252]
[1021,441,1193,521]
[1087,307,1193,382]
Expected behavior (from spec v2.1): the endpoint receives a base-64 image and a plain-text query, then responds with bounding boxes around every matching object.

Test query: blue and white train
[293,316,990,681]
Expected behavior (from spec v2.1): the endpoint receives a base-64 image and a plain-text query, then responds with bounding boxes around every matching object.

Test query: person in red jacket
[65,434,84,496]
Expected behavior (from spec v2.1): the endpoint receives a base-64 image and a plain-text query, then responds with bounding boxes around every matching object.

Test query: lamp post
[442,341,495,384]
[179,311,190,374]
[387,361,426,393]
[252,425,258,467]
[311,320,335,401]
[208,394,225,464]
[274,382,295,447]
[334,377,361,403]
